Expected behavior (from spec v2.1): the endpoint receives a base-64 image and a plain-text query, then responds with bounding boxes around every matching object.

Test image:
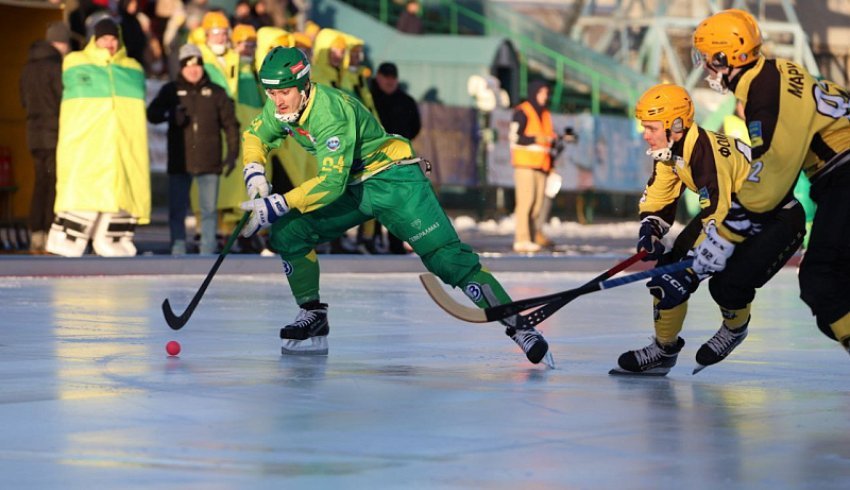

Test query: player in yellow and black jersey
[693,9,850,356]
[609,84,805,376]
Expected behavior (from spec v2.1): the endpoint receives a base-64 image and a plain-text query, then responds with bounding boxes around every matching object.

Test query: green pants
[270,164,512,309]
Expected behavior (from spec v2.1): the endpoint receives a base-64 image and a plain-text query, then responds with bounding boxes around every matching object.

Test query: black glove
[174,105,189,127]
[647,266,700,309]
[637,216,669,261]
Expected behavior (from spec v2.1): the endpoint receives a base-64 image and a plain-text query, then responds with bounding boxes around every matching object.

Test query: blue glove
[239,194,289,237]
[647,266,700,309]
[637,216,670,261]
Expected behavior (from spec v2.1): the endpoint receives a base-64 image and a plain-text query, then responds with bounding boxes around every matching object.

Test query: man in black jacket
[147,43,239,255]
[369,62,421,254]
[20,22,70,254]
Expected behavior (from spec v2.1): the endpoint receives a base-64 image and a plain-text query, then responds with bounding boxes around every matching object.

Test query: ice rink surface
[1,267,848,489]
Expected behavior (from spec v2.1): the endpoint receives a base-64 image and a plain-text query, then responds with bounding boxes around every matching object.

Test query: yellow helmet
[202,11,230,32]
[635,84,694,133]
[232,24,257,44]
[693,9,762,70]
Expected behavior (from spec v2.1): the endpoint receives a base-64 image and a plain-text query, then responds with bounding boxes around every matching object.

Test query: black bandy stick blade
[162,298,188,330]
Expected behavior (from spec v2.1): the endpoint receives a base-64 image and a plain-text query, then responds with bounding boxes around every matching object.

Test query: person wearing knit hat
[147,43,240,255]
[93,18,120,56]
[19,22,70,252]
[45,22,71,55]
[178,43,203,66]
[49,11,149,257]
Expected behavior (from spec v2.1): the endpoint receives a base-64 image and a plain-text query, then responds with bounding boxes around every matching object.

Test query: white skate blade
[281,336,328,356]
[608,366,670,377]
[542,351,555,369]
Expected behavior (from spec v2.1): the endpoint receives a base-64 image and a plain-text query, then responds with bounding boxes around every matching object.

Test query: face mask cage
[691,48,730,71]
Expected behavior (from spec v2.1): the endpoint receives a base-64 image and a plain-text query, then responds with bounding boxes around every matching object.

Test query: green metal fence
[339,0,658,116]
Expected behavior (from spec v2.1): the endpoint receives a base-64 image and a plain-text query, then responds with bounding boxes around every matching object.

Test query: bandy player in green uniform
[238,46,553,366]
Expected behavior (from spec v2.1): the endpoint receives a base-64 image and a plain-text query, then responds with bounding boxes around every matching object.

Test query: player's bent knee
[270,219,317,257]
[708,276,754,310]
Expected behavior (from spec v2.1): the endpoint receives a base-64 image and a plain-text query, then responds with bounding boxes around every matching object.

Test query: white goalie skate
[280,303,329,356]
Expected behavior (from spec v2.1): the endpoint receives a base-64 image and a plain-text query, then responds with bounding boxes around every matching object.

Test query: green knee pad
[460,268,513,309]
[281,250,320,305]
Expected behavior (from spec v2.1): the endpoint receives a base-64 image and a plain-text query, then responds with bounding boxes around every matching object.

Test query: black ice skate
[609,337,685,376]
[280,303,329,356]
[693,321,748,374]
[505,325,554,368]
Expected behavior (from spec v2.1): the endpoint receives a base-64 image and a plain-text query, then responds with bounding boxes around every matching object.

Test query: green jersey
[242,83,415,213]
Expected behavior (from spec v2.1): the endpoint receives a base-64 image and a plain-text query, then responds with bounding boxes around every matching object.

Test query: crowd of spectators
[20,0,423,256]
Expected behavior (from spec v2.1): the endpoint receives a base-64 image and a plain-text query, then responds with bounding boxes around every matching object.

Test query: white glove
[692,222,735,275]
[243,162,270,199]
[239,194,289,237]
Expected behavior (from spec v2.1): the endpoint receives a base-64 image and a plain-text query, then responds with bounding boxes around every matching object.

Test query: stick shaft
[162,210,252,330]
[486,257,692,323]
[509,251,647,328]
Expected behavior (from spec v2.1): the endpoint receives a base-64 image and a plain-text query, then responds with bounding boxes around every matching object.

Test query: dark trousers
[708,202,806,310]
[28,148,56,233]
[800,163,850,337]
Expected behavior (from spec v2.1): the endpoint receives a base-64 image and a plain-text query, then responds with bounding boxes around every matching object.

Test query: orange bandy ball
[166,340,181,356]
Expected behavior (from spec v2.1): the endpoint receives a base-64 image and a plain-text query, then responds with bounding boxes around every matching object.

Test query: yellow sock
[830,312,850,344]
[654,299,687,345]
[720,304,751,330]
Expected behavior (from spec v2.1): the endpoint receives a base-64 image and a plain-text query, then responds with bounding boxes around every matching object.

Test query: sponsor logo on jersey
[747,121,763,148]
[410,219,422,230]
[201,87,212,97]
[408,221,440,243]
[282,260,293,276]
[326,136,340,151]
[464,282,483,303]
[698,186,711,208]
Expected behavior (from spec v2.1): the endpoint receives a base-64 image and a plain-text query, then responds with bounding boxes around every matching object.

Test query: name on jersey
[715,133,732,157]
[784,61,805,98]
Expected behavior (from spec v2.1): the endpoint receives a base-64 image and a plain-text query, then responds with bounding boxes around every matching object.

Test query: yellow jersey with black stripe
[639,123,751,243]
[734,57,850,213]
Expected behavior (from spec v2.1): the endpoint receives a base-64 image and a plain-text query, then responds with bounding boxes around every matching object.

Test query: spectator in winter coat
[147,44,240,255]
[19,22,70,253]
[509,80,556,253]
[49,18,151,258]
[370,62,421,141]
[369,62,421,254]
[118,0,148,70]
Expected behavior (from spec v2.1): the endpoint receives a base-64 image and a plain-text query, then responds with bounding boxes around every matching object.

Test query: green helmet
[259,47,311,91]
